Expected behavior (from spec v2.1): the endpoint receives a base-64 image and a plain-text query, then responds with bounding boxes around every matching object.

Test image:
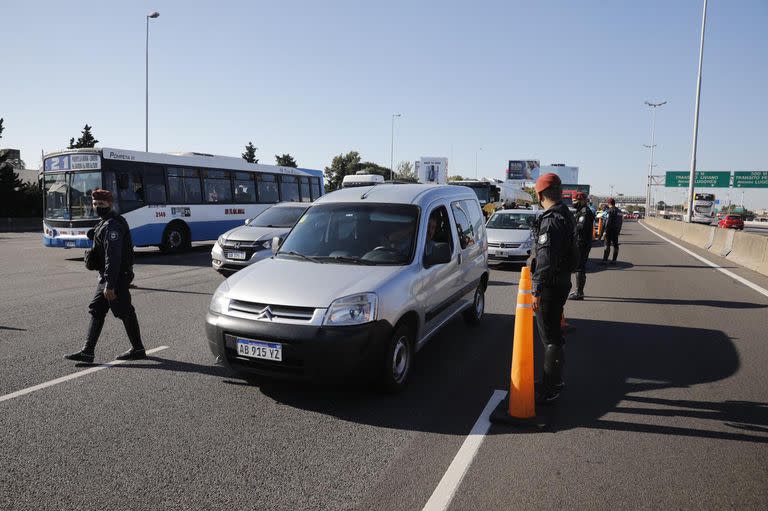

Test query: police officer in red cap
[569,192,595,300]
[601,197,623,265]
[530,173,576,403]
[65,188,146,363]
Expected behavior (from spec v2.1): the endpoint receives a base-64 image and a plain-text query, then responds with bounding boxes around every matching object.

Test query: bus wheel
[160,222,189,253]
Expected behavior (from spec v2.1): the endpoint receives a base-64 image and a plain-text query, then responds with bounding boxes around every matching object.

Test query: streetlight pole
[146,11,160,152]
[390,113,401,181]
[475,147,482,178]
[644,100,666,216]
[685,0,707,222]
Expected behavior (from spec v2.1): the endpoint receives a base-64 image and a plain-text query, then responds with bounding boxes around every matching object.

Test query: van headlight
[520,239,532,249]
[209,280,231,314]
[323,293,377,326]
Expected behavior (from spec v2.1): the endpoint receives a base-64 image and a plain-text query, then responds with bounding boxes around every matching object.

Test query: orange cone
[596,217,603,239]
[490,266,546,428]
[508,266,536,418]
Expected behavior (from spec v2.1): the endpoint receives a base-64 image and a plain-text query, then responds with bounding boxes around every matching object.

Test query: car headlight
[323,293,377,326]
[209,280,231,314]
[217,235,226,246]
[261,239,272,249]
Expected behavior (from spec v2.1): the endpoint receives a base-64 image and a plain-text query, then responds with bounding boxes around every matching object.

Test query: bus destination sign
[732,171,768,188]
[664,171,730,188]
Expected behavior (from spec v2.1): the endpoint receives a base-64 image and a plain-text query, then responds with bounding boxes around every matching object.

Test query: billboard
[507,160,540,181]
[416,157,448,185]
[539,165,579,184]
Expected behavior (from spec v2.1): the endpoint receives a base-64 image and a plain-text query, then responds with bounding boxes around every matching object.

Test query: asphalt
[1,223,766,510]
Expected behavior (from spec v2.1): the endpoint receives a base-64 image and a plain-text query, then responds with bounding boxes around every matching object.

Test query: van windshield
[277,203,419,265]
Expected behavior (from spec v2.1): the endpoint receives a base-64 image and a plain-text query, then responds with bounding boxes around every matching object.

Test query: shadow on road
[132,244,214,268]
[0,326,27,332]
[194,312,766,443]
[585,296,766,309]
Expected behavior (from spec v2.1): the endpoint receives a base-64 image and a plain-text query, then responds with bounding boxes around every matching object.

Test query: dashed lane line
[422,389,507,511]
[0,346,170,404]
[640,222,768,299]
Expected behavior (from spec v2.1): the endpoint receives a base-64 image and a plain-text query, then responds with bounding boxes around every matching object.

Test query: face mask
[96,206,112,218]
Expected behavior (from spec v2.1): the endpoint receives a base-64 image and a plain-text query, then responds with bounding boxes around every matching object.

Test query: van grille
[228,300,316,321]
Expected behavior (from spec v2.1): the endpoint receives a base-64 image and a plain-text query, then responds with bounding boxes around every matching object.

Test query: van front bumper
[205,312,393,381]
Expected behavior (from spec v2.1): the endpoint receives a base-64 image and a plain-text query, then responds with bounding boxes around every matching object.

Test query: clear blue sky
[2,0,766,207]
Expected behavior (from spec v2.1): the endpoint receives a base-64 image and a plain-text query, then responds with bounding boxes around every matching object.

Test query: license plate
[226,250,246,260]
[66,241,75,248]
[236,338,282,362]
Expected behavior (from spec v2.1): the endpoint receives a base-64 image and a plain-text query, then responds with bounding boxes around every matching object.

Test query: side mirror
[424,242,452,268]
[271,236,283,255]
[244,218,251,225]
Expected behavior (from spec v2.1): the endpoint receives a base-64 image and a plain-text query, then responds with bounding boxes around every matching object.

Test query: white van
[206,184,489,391]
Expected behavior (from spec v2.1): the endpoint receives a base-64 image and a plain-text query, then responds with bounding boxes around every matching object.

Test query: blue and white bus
[42,147,324,252]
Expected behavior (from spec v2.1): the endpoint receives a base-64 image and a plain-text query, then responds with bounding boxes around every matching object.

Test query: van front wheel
[463,284,485,325]
[379,325,413,393]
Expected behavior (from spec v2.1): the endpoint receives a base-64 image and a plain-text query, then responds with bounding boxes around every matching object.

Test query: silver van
[205,184,488,391]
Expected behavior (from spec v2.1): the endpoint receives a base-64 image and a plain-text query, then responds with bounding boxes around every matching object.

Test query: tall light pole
[475,146,483,178]
[390,113,402,181]
[686,0,707,222]
[146,11,160,152]
[644,100,667,216]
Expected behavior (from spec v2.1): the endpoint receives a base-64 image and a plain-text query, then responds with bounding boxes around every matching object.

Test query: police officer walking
[65,189,146,363]
[601,197,623,265]
[530,173,576,404]
[569,192,595,300]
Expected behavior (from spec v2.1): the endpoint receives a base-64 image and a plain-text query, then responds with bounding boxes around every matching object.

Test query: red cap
[607,197,616,206]
[573,192,587,201]
[91,188,114,202]
[534,172,561,193]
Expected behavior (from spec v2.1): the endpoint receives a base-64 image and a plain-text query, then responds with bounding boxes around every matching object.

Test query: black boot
[64,316,104,363]
[116,313,147,360]
[537,344,565,404]
[611,246,619,264]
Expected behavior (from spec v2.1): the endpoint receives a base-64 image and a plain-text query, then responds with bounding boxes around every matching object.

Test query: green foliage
[242,142,258,163]
[447,175,466,182]
[276,153,298,167]
[68,124,99,148]
[525,186,540,205]
[395,161,418,182]
[324,151,361,191]
[0,120,41,217]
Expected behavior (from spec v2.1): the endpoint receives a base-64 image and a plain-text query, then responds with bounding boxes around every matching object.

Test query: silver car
[205,184,488,391]
[211,203,309,276]
[486,209,539,263]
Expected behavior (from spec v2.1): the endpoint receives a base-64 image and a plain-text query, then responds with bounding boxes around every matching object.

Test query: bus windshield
[44,171,101,220]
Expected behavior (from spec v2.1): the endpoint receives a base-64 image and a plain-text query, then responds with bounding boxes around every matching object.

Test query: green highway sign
[664,171,731,188]
[733,171,768,188]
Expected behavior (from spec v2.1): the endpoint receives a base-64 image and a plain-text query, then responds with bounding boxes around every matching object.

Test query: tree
[525,186,540,205]
[242,142,258,163]
[447,175,466,182]
[395,161,418,182]
[275,153,297,167]
[0,118,4,139]
[68,124,99,148]
[0,120,30,217]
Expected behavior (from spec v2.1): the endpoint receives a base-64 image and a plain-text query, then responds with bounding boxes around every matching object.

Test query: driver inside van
[380,223,415,255]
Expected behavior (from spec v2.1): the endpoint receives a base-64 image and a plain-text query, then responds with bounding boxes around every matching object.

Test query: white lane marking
[0,346,170,404]
[422,389,507,511]
[640,222,768,299]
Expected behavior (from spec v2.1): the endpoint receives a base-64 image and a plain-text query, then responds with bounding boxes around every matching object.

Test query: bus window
[280,175,300,202]
[117,170,146,213]
[299,177,311,202]
[143,164,167,204]
[257,174,279,203]
[310,177,322,200]
[233,172,256,203]
[203,170,233,203]
[168,167,202,204]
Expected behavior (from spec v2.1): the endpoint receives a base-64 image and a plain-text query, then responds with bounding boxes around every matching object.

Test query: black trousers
[603,232,619,261]
[89,280,136,321]
[574,244,591,293]
[535,283,571,348]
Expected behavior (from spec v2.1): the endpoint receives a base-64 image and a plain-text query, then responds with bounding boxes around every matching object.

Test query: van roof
[315,183,478,206]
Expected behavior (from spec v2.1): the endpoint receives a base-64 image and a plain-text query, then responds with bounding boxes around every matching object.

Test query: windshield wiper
[278,251,322,263]
[321,256,376,265]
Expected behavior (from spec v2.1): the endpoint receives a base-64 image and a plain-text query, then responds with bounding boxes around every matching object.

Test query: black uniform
[602,206,623,263]
[531,201,575,398]
[80,211,143,358]
[571,203,595,298]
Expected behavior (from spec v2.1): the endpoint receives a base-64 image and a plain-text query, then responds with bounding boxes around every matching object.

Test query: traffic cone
[596,217,603,240]
[490,266,546,428]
